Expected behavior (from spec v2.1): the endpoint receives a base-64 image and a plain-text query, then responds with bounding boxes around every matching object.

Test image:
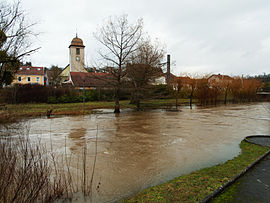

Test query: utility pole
[166,54,171,83]
[159,54,171,84]
[83,79,85,113]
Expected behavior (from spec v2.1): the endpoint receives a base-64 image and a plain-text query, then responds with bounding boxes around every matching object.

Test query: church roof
[69,37,85,48]
[70,72,114,88]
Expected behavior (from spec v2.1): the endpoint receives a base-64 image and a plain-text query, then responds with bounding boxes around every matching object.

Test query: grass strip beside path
[120,141,270,203]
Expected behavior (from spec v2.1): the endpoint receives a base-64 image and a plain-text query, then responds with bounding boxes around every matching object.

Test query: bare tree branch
[94,15,143,113]
[127,38,165,109]
[0,0,39,87]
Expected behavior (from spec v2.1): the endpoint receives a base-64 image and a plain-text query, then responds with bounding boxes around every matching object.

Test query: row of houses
[11,36,233,89]
[12,65,233,89]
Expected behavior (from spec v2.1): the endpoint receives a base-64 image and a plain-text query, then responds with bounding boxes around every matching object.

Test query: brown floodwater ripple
[1,103,270,202]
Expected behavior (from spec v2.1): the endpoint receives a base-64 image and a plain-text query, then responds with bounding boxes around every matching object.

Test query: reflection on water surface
[3,103,270,202]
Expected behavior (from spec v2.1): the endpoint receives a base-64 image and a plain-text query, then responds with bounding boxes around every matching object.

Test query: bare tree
[231,77,262,102]
[0,1,39,88]
[187,78,197,109]
[47,65,62,86]
[177,75,197,109]
[196,77,210,105]
[219,80,232,104]
[95,15,143,113]
[127,38,164,110]
[210,81,222,105]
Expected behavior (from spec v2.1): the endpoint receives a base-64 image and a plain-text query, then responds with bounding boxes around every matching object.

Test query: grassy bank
[121,141,270,203]
[0,99,192,122]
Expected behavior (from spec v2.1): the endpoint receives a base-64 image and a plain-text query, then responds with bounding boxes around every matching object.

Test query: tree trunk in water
[189,91,193,109]
[98,88,101,101]
[134,89,140,111]
[114,88,120,113]
[129,91,136,104]
[136,98,140,111]
[224,89,228,104]
[175,93,178,110]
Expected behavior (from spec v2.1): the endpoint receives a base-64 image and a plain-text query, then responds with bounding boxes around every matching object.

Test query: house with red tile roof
[166,76,194,90]
[208,74,233,86]
[12,66,47,85]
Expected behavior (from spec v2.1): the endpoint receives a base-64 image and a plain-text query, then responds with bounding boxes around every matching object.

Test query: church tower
[69,36,86,72]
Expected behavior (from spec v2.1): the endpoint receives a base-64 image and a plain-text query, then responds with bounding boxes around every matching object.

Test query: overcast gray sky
[12,0,270,76]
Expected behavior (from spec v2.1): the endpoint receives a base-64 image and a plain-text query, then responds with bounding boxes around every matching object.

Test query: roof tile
[17,66,45,76]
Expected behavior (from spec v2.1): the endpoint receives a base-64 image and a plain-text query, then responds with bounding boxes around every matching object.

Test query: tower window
[28,77,31,82]
[76,48,80,55]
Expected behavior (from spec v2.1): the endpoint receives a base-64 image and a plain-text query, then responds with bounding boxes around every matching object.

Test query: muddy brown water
[2,103,270,202]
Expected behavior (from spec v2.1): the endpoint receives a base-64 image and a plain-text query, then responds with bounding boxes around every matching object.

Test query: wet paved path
[215,136,270,202]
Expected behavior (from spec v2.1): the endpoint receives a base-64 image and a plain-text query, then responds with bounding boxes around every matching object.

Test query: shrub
[0,85,130,104]
[0,132,70,202]
[149,85,174,99]
[85,90,99,101]
[48,96,58,104]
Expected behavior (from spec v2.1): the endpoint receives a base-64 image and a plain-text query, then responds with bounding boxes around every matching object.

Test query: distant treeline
[248,73,270,91]
[250,73,270,82]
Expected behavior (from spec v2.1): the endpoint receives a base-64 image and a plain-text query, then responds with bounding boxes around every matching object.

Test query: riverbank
[0,99,192,123]
[212,136,270,202]
[120,140,270,203]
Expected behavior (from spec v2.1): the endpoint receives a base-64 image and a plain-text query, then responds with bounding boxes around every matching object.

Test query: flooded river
[2,103,270,202]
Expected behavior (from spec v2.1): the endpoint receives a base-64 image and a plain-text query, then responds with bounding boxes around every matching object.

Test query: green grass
[5,101,127,115]
[1,98,192,118]
[211,180,242,203]
[120,141,270,203]
[0,98,191,123]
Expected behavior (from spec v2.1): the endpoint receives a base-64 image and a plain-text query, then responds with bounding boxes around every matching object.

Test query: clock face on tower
[76,56,80,61]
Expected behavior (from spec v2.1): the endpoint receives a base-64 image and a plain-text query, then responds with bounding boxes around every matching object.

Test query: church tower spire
[69,35,86,72]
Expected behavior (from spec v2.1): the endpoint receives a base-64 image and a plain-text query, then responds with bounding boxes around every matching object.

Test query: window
[27,68,30,70]
[36,77,40,82]
[19,67,23,70]
[18,77,21,82]
[76,48,80,55]
[37,68,40,71]
[27,77,31,82]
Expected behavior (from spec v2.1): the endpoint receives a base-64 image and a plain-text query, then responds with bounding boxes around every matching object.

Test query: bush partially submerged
[0,133,70,202]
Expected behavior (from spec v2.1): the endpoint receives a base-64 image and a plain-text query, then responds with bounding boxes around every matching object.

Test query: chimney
[166,54,170,83]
